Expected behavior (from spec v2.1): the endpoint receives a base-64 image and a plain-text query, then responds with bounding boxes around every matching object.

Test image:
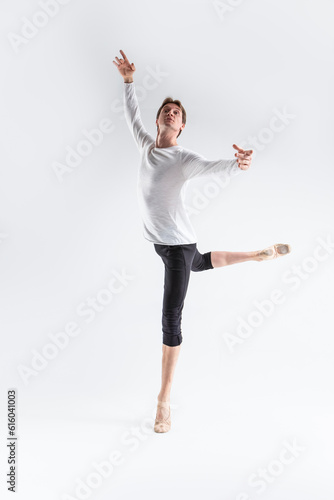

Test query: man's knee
[163,332,182,346]
[191,251,214,271]
[162,305,183,346]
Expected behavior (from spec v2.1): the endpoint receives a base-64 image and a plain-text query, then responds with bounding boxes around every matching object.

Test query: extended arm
[123,81,153,150]
[113,49,152,150]
[182,144,253,180]
[182,151,239,180]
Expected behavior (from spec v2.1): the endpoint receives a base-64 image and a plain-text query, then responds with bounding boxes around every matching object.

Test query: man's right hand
[113,49,136,82]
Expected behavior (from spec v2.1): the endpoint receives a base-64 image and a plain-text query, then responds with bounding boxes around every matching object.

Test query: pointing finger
[120,49,129,62]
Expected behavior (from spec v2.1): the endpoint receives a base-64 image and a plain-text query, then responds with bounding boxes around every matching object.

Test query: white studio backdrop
[0,0,333,499]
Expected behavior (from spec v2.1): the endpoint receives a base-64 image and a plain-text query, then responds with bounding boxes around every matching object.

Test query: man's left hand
[233,144,253,170]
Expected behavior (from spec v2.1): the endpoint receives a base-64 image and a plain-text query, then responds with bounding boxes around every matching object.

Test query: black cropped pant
[154,243,214,347]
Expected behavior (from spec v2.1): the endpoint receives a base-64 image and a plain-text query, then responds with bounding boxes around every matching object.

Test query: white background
[0,0,333,499]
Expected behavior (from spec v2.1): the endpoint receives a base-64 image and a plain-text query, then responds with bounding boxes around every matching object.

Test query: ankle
[252,250,261,261]
[157,394,170,403]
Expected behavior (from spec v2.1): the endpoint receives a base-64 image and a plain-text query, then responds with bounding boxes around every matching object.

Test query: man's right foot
[255,243,291,261]
[154,400,171,433]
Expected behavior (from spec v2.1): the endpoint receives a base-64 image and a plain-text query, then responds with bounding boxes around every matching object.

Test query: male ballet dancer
[113,49,291,433]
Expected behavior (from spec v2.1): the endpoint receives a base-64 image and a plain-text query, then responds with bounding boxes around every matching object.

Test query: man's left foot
[255,243,291,261]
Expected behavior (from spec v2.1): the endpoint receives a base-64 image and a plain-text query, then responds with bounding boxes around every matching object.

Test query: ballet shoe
[256,243,291,261]
[154,400,171,433]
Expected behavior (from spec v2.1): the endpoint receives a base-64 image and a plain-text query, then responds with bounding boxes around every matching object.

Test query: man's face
[156,103,185,136]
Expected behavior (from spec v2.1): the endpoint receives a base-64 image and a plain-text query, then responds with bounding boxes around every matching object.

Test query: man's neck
[155,133,178,149]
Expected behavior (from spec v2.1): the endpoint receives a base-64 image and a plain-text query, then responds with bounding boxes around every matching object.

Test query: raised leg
[211,249,259,268]
[211,243,291,268]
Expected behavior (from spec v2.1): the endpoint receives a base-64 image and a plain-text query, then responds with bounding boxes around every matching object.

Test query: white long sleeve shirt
[123,81,242,245]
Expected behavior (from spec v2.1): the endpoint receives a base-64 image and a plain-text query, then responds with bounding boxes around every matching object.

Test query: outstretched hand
[112,49,136,79]
[233,144,253,170]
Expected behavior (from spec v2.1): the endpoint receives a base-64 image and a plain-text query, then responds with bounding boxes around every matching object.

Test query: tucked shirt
[123,81,242,245]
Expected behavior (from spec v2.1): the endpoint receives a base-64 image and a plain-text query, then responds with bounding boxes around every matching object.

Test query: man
[113,49,291,433]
